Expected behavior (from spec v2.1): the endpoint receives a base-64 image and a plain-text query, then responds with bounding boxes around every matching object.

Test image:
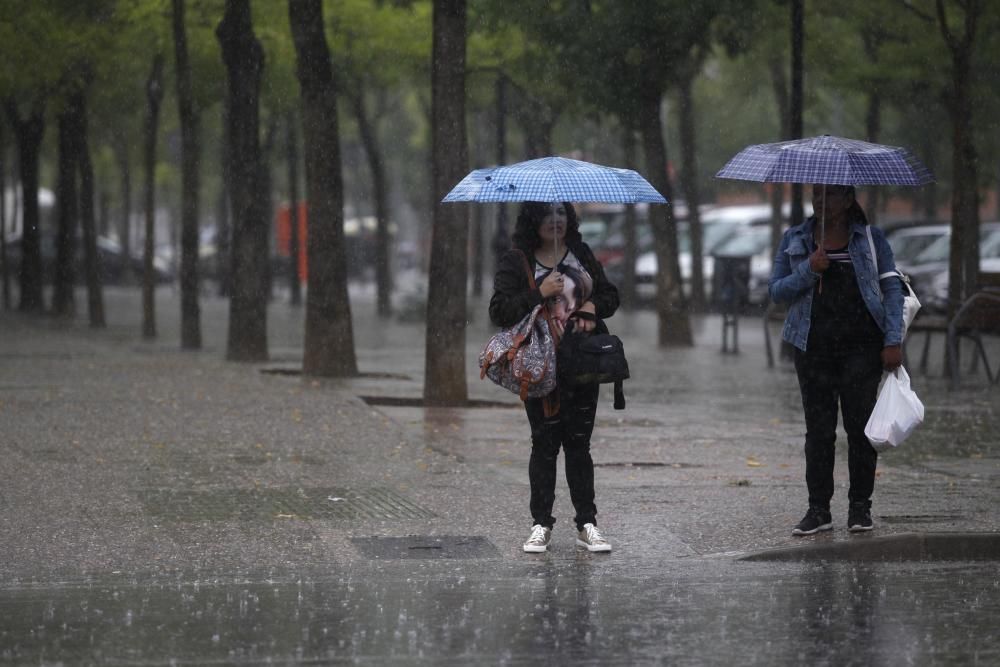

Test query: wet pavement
[1,285,999,664]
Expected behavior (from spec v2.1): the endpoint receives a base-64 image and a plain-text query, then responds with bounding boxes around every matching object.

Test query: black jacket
[488,240,619,330]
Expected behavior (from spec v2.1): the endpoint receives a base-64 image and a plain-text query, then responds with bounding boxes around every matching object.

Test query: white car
[633,202,812,303]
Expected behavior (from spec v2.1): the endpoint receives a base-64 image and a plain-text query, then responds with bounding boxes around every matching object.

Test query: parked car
[625,202,812,304]
[5,233,174,285]
[916,223,1000,312]
[887,223,951,274]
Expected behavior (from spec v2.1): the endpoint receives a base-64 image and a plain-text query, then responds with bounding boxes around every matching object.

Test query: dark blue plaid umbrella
[715,135,934,186]
[442,156,667,204]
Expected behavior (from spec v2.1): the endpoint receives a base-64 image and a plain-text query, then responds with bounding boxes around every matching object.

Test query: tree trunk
[767,55,789,257]
[73,89,105,328]
[789,0,805,228]
[676,68,706,312]
[217,104,231,297]
[0,127,9,311]
[937,0,981,317]
[5,102,45,313]
[862,31,882,226]
[113,133,133,285]
[52,104,79,318]
[173,0,202,349]
[289,0,357,376]
[142,54,165,340]
[491,74,509,273]
[424,0,469,405]
[217,0,269,362]
[350,88,392,316]
[620,126,638,311]
[285,111,302,306]
[638,94,691,346]
[258,114,277,302]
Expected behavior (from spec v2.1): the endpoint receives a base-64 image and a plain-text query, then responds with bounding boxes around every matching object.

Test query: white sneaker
[576,523,612,552]
[523,524,552,553]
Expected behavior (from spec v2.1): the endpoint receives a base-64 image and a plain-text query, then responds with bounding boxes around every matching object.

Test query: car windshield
[890,230,947,263]
[713,227,771,256]
[912,225,1000,263]
[677,222,743,255]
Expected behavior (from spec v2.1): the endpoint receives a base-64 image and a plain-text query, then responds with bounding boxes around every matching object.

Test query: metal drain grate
[138,487,435,522]
[351,536,500,560]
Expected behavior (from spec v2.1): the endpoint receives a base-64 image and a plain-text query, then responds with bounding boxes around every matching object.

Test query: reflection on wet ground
[2,561,997,664]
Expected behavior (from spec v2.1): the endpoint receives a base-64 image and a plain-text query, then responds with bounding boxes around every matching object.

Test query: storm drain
[740,532,1000,562]
[351,536,500,560]
[138,487,435,522]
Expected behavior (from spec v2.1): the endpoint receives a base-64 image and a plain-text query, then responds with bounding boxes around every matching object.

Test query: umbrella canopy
[442,156,667,204]
[715,135,934,186]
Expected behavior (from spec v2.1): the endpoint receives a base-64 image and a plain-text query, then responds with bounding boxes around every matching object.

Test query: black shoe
[792,506,833,536]
[848,502,874,532]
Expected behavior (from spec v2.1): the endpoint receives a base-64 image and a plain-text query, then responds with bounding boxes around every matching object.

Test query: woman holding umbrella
[769,184,904,535]
[489,201,620,553]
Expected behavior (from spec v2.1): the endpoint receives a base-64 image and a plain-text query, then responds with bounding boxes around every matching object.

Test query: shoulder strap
[514,249,560,348]
[513,249,538,290]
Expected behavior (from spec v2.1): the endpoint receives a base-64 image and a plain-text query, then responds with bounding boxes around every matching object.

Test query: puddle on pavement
[1,561,997,664]
[741,532,1000,562]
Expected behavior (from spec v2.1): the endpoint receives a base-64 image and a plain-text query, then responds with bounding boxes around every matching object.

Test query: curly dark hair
[510,201,582,252]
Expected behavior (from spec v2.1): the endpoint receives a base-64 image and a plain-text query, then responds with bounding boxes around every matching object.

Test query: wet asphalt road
[1,285,998,664]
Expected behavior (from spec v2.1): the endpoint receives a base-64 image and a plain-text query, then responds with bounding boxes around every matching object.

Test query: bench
[947,284,1000,388]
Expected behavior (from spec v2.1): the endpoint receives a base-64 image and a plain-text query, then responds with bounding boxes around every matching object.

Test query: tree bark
[350,87,392,316]
[289,0,357,376]
[491,74,509,273]
[112,133,133,285]
[5,101,45,313]
[789,0,804,228]
[862,30,882,226]
[173,0,202,349]
[620,126,638,311]
[218,0,269,362]
[937,0,981,316]
[767,55,789,258]
[424,0,469,405]
[73,89,105,328]
[142,54,165,340]
[676,67,705,312]
[638,93,691,346]
[52,104,79,318]
[0,126,9,311]
[285,111,302,306]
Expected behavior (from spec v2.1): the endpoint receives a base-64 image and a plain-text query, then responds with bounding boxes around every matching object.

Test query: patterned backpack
[480,304,558,400]
[480,251,559,401]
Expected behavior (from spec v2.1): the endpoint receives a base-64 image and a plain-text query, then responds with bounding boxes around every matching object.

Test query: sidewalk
[1,285,998,664]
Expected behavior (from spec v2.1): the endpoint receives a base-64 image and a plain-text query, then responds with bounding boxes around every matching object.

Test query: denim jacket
[768,217,904,351]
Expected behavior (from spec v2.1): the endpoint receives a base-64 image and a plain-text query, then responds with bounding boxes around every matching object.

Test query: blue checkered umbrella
[442,156,667,204]
[715,135,934,186]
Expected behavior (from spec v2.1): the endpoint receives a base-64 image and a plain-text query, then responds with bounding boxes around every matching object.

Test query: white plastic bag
[864,366,925,451]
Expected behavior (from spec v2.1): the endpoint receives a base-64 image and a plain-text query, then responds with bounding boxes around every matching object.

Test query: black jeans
[524,383,600,531]
[794,344,882,510]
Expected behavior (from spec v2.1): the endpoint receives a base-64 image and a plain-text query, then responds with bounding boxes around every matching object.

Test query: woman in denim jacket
[769,184,904,536]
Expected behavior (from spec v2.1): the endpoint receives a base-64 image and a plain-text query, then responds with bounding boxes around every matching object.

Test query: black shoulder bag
[557,313,629,410]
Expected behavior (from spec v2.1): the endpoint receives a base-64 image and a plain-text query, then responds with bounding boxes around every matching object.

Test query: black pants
[794,344,882,510]
[524,383,600,531]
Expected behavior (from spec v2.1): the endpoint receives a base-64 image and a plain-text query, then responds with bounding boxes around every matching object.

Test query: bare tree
[424,0,469,405]
[52,98,79,318]
[173,0,202,349]
[289,0,357,376]
[217,0,269,362]
[4,100,45,313]
[142,54,165,339]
